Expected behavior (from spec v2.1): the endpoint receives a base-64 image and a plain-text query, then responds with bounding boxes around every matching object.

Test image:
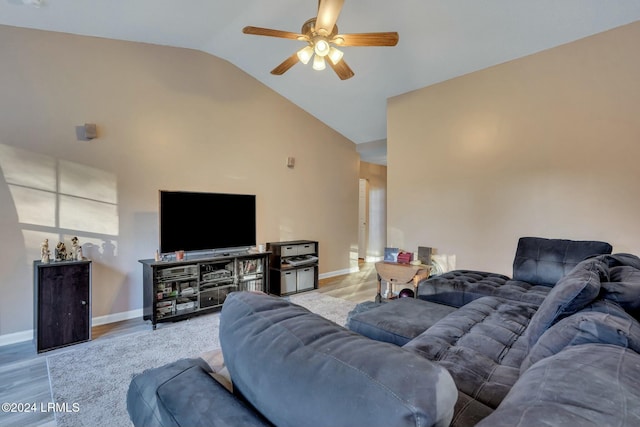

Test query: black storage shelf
[267,240,319,296]
[140,251,270,329]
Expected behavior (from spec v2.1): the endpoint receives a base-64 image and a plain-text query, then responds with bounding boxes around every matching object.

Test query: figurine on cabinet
[71,236,82,260]
[55,242,67,262]
[41,239,50,263]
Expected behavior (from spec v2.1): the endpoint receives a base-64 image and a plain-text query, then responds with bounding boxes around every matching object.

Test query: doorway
[358,178,369,260]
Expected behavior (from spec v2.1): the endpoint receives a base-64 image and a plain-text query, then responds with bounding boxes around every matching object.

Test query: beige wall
[359,162,387,260]
[388,21,640,276]
[0,25,359,339]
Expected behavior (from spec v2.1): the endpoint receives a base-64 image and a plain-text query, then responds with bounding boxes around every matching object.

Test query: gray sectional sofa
[128,291,458,427]
[418,236,613,306]
[127,237,640,427]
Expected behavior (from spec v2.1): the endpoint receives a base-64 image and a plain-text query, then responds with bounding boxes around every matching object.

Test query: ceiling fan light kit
[297,46,314,64]
[313,38,331,56]
[312,55,326,71]
[328,47,344,64]
[242,0,398,80]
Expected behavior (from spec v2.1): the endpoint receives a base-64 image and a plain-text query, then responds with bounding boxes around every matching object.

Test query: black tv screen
[159,191,256,254]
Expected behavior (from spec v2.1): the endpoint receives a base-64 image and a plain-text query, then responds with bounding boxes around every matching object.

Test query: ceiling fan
[242,0,399,80]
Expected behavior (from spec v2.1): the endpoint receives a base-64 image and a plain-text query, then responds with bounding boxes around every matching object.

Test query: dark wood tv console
[139,251,269,329]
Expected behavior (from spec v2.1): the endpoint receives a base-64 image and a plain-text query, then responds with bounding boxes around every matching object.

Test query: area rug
[47,292,356,427]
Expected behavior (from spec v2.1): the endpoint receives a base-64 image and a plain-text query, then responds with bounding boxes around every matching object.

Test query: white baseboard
[0,309,144,347]
[92,308,143,327]
[319,266,360,280]
[0,330,33,347]
[365,255,384,262]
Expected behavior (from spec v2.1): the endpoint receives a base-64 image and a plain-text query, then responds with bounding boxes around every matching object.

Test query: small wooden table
[374,261,431,303]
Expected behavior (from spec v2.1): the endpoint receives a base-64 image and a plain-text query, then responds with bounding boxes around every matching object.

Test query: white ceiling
[2,0,640,146]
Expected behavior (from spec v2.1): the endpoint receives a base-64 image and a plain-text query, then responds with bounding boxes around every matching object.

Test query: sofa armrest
[127,358,271,427]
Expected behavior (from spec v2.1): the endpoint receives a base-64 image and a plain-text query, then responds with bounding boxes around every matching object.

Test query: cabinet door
[297,267,315,291]
[281,271,297,294]
[37,263,90,352]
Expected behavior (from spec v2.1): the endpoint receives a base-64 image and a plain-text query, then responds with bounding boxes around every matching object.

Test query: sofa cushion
[127,358,271,427]
[600,265,640,314]
[418,271,509,307]
[579,297,635,318]
[347,298,456,345]
[476,344,640,427]
[520,310,640,373]
[220,291,458,427]
[512,237,612,287]
[418,270,550,307]
[450,392,494,427]
[403,296,538,409]
[601,252,640,270]
[524,257,607,349]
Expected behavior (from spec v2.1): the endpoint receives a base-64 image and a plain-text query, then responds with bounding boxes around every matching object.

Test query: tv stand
[139,251,270,329]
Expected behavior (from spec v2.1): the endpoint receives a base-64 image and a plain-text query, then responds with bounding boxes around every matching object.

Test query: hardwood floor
[317,260,378,302]
[0,261,378,427]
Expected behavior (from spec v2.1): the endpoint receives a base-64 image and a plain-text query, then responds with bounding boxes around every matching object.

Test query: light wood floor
[317,259,378,302]
[0,261,378,427]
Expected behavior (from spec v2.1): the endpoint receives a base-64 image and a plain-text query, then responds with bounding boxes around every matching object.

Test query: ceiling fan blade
[333,32,399,47]
[328,58,354,80]
[271,53,300,75]
[243,26,305,41]
[315,0,344,36]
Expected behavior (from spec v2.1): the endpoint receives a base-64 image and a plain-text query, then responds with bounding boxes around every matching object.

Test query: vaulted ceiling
[2,0,640,147]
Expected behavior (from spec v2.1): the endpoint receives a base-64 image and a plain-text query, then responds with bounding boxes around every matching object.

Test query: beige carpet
[47,292,356,427]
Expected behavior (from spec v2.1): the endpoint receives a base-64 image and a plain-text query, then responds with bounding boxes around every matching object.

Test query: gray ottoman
[347,298,457,345]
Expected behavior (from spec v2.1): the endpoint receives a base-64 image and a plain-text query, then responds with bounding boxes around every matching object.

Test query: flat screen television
[159,190,256,254]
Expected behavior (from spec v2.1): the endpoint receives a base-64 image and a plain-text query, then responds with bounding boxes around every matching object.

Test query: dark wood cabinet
[34,260,92,353]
